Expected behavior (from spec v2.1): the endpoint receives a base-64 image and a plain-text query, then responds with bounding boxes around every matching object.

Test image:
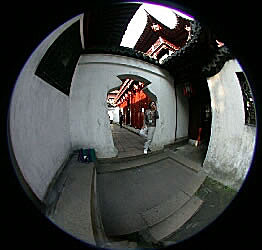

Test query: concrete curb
[90,167,109,247]
[50,162,96,245]
[43,152,75,216]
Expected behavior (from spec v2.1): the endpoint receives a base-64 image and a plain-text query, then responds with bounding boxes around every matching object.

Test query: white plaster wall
[113,107,120,123]
[9,15,83,201]
[69,54,175,158]
[145,75,177,150]
[203,59,256,190]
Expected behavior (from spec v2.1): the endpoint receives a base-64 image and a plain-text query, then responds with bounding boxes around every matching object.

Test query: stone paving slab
[158,158,207,196]
[97,124,207,240]
[117,148,143,159]
[98,157,206,237]
[102,240,138,249]
[50,162,96,246]
[141,190,190,227]
[110,124,144,158]
[97,149,205,175]
[147,196,203,242]
[168,150,202,173]
[163,177,238,245]
[172,143,207,166]
[97,151,169,173]
[103,211,148,236]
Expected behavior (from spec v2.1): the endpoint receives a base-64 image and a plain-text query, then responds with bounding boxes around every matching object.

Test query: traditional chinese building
[113,12,191,129]
[9,2,257,246]
[113,79,149,129]
[134,11,190,61]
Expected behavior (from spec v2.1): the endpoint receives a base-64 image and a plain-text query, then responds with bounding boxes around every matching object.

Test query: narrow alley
[7,2,256,249]
[110,124,144,158]
[49,123,215,248]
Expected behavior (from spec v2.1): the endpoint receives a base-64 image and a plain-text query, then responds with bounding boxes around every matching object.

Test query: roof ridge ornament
[151,23,162,31]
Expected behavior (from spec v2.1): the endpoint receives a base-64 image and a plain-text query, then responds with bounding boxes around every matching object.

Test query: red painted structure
[113,12,191,129]
[114,79,151,129]
[134,12,190,54]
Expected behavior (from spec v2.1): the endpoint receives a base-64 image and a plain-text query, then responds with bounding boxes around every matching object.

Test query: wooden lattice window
[236,72,256,126]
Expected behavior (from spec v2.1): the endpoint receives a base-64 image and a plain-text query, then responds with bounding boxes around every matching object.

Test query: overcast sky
[120,3,194,48]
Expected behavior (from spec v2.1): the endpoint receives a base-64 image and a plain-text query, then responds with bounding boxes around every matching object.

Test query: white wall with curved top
[8,15,83,201]
[69,54,186,158]
[203,59,256,190]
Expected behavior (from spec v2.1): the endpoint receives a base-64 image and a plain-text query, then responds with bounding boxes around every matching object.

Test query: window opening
[236,72,256,126]
[35,21,82,95]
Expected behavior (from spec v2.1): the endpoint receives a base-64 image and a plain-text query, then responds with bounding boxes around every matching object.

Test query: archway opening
[115,75,153,130]
[106,75,154,158]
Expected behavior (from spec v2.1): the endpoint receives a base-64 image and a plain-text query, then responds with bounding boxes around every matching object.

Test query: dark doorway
[188,77,212,161]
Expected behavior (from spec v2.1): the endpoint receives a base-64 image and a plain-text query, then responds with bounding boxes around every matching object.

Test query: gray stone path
[97,156,206,237]
[172,143,208,168]
[47,124,208,248]
[95,123,207,240]
[163,177,237,246]
[111,123,145,158]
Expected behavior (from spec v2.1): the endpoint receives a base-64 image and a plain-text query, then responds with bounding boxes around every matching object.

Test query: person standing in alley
[119,112,123,128]
[143,101,159,154]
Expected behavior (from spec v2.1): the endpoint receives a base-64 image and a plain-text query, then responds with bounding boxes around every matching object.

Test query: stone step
[159,240,177,248]
[90,168,110,247]
[103,192,191,238]
[97,147,166,164]
[50,163,96,246]
[102,240,129,248]
[102,240,138,249]
[143,196,203,243]
[44,153,75,216]
[164,136,189,150]
[97,151,169,174]
[98,156,206,237]
[127,241,138,248]
[141,191,191,227]
[167,149,202,173]
[97,148,205,177]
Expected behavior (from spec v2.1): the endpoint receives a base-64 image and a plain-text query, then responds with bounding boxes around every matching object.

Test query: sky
[120,3,194,48]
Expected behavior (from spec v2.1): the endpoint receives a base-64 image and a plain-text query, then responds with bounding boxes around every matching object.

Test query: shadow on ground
[163,177,237,245]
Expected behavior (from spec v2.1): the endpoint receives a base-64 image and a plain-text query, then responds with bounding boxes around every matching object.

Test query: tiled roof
[82,2,234,82]
[134,11,190,52]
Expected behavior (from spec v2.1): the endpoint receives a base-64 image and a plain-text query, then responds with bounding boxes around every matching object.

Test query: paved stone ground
[48,124,237,249]
[98,124,207,243]
[110,123,145,158]
[49,157,96,247]
[97,158,206,237]
[160,176,238,246]
[173,143,208,167]
[111,123,208,162]
[106,124,238,248]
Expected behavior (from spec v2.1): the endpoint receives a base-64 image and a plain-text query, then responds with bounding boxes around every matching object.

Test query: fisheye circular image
[7,1,256,249]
